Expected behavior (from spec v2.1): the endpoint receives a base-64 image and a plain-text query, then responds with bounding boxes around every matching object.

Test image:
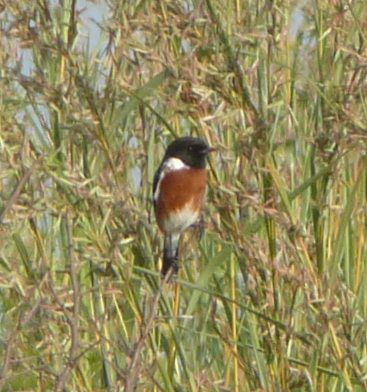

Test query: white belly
[161,203,199,233]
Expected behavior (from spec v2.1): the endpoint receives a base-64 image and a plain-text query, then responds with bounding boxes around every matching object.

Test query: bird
[153,136,214,277]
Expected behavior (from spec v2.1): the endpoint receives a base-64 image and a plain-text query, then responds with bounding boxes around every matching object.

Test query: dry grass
[1,0,367,391]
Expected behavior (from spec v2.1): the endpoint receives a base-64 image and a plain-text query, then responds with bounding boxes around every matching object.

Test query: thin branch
[124,269,174,392]
[54,212,81,392]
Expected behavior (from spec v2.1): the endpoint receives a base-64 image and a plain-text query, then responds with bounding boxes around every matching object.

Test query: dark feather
[162,233,180,276]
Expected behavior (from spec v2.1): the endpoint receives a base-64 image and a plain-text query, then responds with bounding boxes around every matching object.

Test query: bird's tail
[162,233,180,277]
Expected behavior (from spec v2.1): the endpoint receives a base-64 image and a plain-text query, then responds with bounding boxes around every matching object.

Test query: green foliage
[1,0,367,391]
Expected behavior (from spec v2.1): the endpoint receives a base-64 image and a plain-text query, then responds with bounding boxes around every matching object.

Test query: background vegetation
[1,0,367,391]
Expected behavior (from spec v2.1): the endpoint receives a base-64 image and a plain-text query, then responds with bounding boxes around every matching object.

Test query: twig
[124,269,174,392]
[0,155,43,224]
[54,212,81,392]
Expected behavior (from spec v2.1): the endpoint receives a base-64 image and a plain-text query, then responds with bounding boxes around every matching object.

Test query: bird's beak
[206,147,216,154]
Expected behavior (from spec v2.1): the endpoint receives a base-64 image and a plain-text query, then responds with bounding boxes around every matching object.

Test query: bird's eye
[188,146,193,151]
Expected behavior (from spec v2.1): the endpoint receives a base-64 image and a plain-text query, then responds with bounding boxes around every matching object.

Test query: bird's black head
[164,137,214,169]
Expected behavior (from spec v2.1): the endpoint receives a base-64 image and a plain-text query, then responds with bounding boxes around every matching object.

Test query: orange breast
[155,168,207,233]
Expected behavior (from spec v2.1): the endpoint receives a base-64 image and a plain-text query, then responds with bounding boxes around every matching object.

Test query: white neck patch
[163,157,188,171]
[154,157,189,201]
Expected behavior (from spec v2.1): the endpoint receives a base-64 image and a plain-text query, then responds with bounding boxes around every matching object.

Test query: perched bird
[153,137,214,277]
